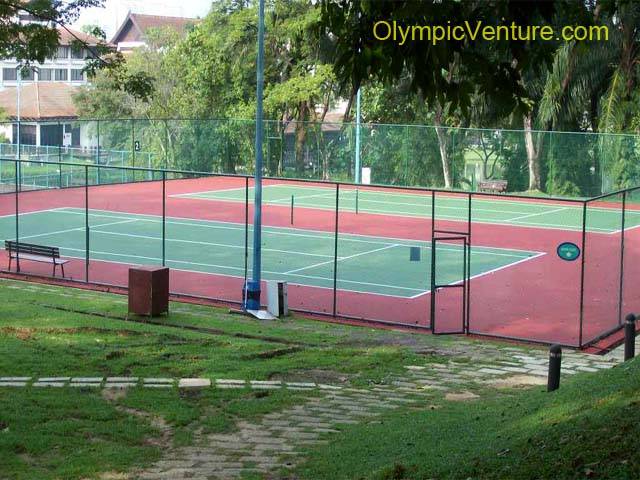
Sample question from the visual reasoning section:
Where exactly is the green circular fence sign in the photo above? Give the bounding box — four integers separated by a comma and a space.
557, 242, 581, 261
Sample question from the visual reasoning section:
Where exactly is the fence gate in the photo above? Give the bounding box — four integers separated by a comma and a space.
430, 235, 470, 334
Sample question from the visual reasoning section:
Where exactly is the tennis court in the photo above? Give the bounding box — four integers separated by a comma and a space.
174, 183, 639, 233
0, 207, 541, 298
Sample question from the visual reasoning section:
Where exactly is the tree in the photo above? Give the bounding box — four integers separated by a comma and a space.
319, 0, 596, 190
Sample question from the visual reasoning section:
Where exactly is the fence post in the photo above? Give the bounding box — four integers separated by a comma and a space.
332, 183, 340, 316
85, 165, 89, 282
618, 192, 626, 325
162, 170, 166, 266
132, 118, 136, 172
578, 202, 587, 346
96, 120, 101, 185
547, 344, 562, 392
243, 176, 249, 293
625, 313, 636, 361
14, 159, 20, 272
57, 122, 62, 187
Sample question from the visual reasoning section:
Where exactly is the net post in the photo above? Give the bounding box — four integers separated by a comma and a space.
332, 183, 340, 316
290, 194, 294, 225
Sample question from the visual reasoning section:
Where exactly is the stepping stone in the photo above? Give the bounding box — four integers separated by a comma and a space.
178, 378, 211, 390
106, 377, 139, 383
33, 382, 65, 388
250, 380, 282, 389
216, 379, 246, 385
478, 368, 508, 375
69, 383, 101, 388
38, 377, 70, 382
144, 384, 173, 388
104, 383, 137, 388
285, 382, 316, 390
317, 384, 342, 390
0, 382, 27, 387
0, 377, 31, 382
143, 378, 174, 384
216, 379, 246, 388
71, 377, 104, 383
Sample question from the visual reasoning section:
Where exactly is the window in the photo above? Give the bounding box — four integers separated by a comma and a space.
55, 46, 69, 59
54, 68, 68, 81
39, 68, 53, 81
20, 68, 34, 81
71, 46, 85, 59
71, 69, 84, 81
2, 68, 17, 81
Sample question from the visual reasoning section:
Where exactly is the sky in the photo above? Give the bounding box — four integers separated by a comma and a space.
71, 0, 213, 40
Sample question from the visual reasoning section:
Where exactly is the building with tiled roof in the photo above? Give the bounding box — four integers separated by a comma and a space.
110, 12, 199, 53
0, 22, 103, 148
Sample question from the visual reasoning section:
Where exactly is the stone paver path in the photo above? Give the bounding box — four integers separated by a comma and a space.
129, 340, 632, 479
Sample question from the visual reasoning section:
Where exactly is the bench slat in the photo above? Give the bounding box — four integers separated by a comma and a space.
8, 252, 68, 264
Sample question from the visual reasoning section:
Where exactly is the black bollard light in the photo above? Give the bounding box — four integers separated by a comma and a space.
547, 344, 562, 392
625, 313, 636, 361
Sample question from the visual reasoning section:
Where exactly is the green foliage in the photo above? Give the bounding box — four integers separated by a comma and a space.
297, 358, 640, 480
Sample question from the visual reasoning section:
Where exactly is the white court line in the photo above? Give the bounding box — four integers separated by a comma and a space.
408, 251, 547, 299
91, 229, 336, 259
0, 206, 69, 220
54, 246, 426, 295
271, 191, 336, 204
16, 219, 137, 241
506, 206, 569, 222
177, 181, 640, 217
284, 243, 400, 275
56, 207, 537, 258
170, 183, 289, 199
164, 192, 614, 232
2, 208, 546, 298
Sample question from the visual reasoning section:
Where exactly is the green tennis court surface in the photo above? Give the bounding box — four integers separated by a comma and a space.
175, 184, 640, 233
0, 208, 541, 298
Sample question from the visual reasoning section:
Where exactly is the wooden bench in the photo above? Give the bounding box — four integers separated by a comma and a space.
4, 240, 68, 277
477, 180, 508, 193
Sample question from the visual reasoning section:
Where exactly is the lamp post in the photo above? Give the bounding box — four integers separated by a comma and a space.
244, 0, 265, 311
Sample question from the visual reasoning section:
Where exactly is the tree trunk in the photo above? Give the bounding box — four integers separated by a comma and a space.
294, 102, 309, 175
434, 107, 452, 189
523, 114, 541, 190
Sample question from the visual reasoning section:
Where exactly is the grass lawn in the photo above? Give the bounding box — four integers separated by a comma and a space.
0, 277, 455, 479
296, 358, 640, 480
0, 278, 635, 480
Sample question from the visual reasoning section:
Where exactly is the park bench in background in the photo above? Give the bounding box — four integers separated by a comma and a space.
4, 240, 68, 277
